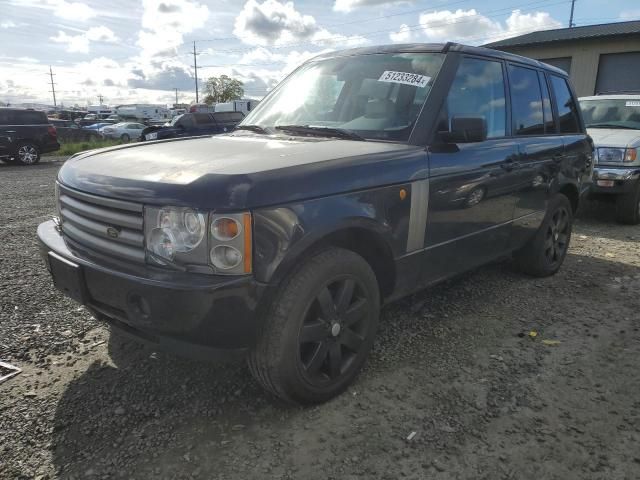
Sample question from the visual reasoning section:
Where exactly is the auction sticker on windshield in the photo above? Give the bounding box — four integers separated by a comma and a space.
625, 101, 640, 107
378, 71, 431, 88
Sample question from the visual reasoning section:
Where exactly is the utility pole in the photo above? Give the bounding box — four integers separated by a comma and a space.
173, 88, 179, 106
98, 94, 104, 104
48, 66, 57, 110
569, 0, 576, 27
193, 41, 199, 103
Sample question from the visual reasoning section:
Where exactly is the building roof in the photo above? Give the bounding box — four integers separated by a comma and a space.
484, 20, 640, 49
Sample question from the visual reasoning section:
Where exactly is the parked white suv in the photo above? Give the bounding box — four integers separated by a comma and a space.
579, 94, 640, 224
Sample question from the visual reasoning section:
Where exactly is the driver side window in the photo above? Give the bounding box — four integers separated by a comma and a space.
440, 57, 507, 139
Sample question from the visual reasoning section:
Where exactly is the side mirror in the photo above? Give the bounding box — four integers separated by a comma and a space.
439, 116, 487, 143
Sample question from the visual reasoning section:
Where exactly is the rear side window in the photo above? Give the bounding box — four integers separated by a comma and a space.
3, 110, 47, 125
508, 64, 544, 135
213, 112, 244, 122
442, 57, 507, 138
549, 75, 581, 133
194, 113, 214, 125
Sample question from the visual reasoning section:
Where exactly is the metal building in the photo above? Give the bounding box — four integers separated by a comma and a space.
485, 20, 640, 97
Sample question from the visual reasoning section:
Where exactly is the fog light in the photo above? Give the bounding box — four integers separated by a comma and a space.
210, 245, 242, 270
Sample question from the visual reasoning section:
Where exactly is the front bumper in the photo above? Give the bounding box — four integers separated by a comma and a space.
37, 220, 267, 357
590, 166, 640, 194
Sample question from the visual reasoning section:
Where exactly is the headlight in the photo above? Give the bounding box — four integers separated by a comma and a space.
144, 206, 251, 275
598, 147, 625, 163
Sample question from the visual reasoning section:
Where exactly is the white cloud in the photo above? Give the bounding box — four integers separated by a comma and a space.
50, 26, 119, 54
619, 10, 640, 20
1, 20, 17, 29
233, 0, 367, 48
419, 9, 561, 44
47, 0, 97, 22
137, 0, 210, 57
389, 23, 412, 42
333, 0, 412, 13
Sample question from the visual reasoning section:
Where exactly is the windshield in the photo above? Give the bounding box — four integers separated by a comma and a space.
169, 114, 184, 126
242, 52, 445, 142
580, 99, 640, 130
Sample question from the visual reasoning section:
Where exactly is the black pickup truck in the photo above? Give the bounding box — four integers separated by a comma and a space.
140, 111, 244, 141
38, 43, 592, 404
0, 108, 60, 165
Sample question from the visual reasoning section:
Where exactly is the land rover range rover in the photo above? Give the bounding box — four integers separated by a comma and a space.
38, 43, 592, 404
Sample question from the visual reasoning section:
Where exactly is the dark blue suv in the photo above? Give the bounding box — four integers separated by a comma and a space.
141, 111, 244, 141
38, 43, 592, 404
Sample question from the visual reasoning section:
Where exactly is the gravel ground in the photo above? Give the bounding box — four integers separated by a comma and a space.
1, 161, 639, 480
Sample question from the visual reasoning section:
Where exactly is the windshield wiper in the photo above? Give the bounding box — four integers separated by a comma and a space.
275, 125, 365, 141
235, 124, 270, 134
588, 123, 638, 130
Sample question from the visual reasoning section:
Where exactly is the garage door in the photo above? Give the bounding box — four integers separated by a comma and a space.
595, 52, 640, 94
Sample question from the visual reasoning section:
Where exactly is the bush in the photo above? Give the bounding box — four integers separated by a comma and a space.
49, 139, 127, 157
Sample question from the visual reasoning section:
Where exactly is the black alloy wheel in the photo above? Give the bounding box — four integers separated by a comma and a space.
298, 276, 371, 384
544, 205, 570, 266
248, 247, 380, 404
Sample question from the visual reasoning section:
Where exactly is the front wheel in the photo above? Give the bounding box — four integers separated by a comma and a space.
514, 193, 573, 277
615, 182, 640, 225
120, 133, 130, 142
248, 248, 380, 404
16, 143, 40, 165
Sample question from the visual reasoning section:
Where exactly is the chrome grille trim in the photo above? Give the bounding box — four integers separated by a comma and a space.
57, 184, 145, 264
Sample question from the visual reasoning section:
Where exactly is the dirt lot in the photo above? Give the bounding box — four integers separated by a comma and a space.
1, 160, 639, 480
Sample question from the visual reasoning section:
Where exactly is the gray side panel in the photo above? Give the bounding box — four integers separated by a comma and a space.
406, 179, 429, 252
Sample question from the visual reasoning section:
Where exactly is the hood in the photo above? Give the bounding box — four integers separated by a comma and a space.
587, 128, 640, 148
58, 133, 425, 210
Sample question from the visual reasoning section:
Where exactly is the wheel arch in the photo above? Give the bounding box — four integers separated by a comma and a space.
261, 221, 397, 301
558, 182, 579, 214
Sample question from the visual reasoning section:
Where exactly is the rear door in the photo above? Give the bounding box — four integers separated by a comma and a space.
193, 113, 218, 135
0, 110, 12, 155
548, 74, 592, 190
506, 64, 564, 248
424, 55, 519, 283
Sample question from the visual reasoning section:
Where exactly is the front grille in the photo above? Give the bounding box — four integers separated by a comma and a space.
57, 183, 146, 264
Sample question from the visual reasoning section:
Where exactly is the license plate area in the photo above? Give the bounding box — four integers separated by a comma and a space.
596, 180, 615, 187
48, 252, 87, 304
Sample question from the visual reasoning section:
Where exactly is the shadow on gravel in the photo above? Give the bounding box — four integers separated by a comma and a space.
49, 253, 640, 479
576, 198, 640, 242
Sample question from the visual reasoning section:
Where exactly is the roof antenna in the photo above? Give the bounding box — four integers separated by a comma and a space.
569, 0, 576, 28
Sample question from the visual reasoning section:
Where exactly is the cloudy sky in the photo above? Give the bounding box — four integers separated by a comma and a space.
1, 0, 638, 107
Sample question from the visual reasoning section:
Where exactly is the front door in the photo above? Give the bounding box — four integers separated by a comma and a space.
422, 56, 519, 285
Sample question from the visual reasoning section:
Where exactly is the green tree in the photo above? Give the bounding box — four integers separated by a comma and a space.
203, 75, 244, 104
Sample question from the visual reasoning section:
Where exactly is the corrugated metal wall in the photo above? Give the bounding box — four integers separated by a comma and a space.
493, 36, 640, 97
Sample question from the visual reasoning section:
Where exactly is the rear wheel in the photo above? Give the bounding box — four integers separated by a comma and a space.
615, 182, 640, 225
514, 193, 572, 277
120, 133, 130, 142
248, 248, 380, 404
16, 142, 40, 165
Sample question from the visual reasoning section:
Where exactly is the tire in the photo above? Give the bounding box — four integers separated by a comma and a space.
614, 182, 640, 225
514, 193, 573, 277
464, 186, 486, 208
15, 142, 41, 165
248, 248, 380, 404
120, 133, 130, 142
